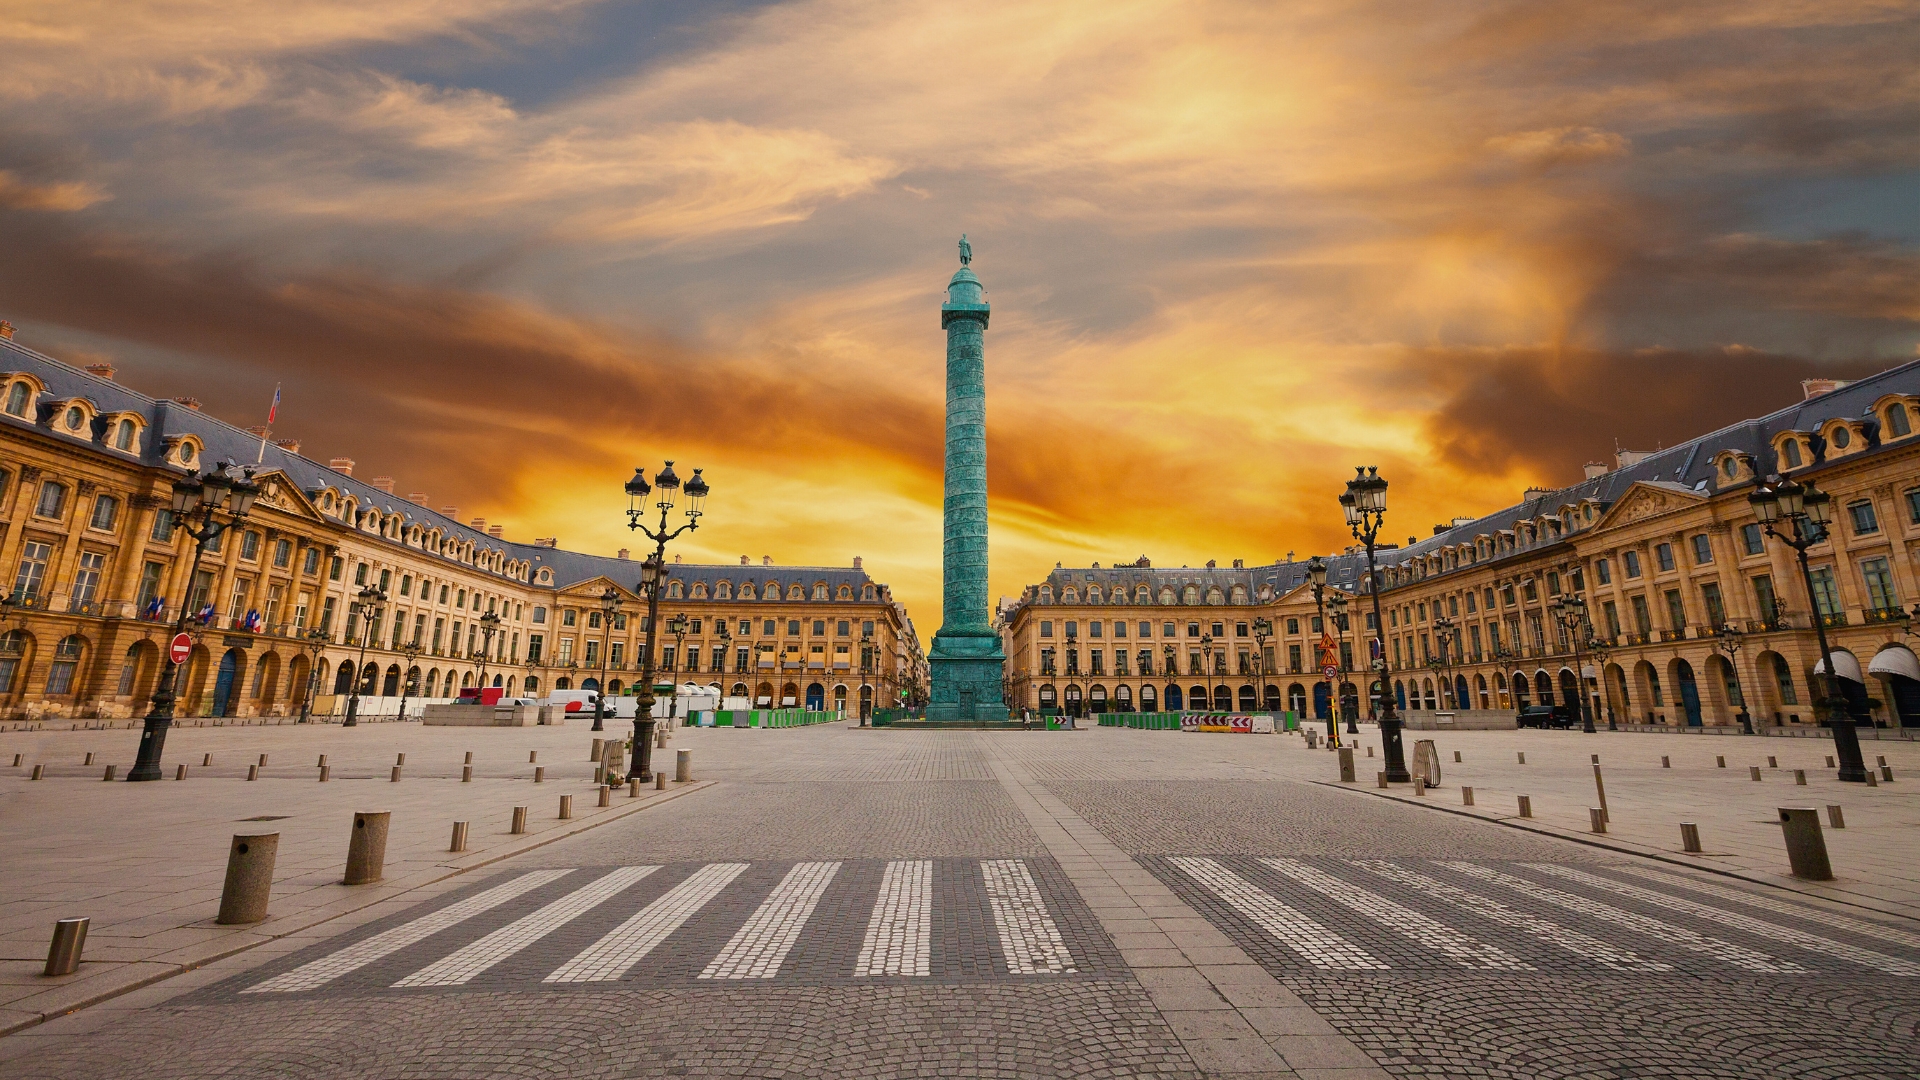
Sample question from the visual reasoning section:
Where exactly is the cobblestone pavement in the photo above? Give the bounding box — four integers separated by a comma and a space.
5, 724, 1919, 1079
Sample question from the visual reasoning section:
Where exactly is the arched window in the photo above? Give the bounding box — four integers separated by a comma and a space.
45, 635, 84, 695
739, 582, 755, 600
691, 583, 708, 599
838, 585, 852, 599
1182, 586, 1199, 604
114, 418, 136, 450
862, 584, 875, 600
523, 675, 539, 693
1159, 587, 1175, 604
789, 584, 804, 600
1205, 587, 1224, 604
813, 583, 828, 600
1888, 402, 1912, 438
1087, 585, 1103, 602
716, 581, 732, 600
667, 581, 684, 599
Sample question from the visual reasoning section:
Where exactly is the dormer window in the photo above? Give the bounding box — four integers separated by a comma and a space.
4, 381, 29, 417
63, 405, 84, 431
1781, 439, 1802, 469
1886, 402, 1912, 439
1831, 425, 1852, 450
862, 584, 875, 600
113, 418, 136, 451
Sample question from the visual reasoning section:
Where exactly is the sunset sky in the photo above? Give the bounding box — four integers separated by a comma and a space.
2, 1, 1916, 637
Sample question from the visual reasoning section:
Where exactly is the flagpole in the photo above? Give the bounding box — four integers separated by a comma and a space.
257, 383, 280, 464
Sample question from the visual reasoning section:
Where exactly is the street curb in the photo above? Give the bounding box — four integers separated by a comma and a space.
0, 778, 715, 1038
1310, 778, 1920, 925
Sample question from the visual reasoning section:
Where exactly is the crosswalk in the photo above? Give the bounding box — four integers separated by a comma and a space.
1157, 856, 1920, 978
242, 858, 1096, 996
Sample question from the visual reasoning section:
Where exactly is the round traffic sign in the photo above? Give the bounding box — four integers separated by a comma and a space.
169, 633, 192, 665
1322, 665, 1339, 681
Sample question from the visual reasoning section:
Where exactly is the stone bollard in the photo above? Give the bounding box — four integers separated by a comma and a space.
1592, 765, 1609, 823
217, 833, 279, 924
1517, 795, 1533, 818
529, 750, 538, 763
462, 765, 473, 783
1778, 807, 1833, 880
1366, 746, 1374, 757
343, 811, 391, 885
590, 738, 604, 762
449, 821, 469, 853
1591, 754, 1600, 765
1337, 747, 1356, 783
1661, 756, 1670, 768
102, 764, 116, 781
534, 766, 545, 783
598, 784, 611, 807
1878, 755, 1888, 767
1826, 804, 1845, 829
259, 753, 270, 767
1767, 756, 1777, 769
390, 765, 402, 782
247, 764, 259, 781
30, 764, 43, 780
1749, 766, 1762, 781
1716, 756, 1725, 768
465, 751, 474, 764
1453, 750, 1462, 763
84, 752, 94, 766
204, 753, 212, 767
657, 727, 668, 749
1461, 785, 1477, 806
11, 753, 20, 766
1826, 755, 1836, 768
656, 771, 667, 791
1517, 752, 1526, 765
1866, 771, 1879, 787
559, 794, 573, 820
1414, 778, 1427, 796
1376, 771, 1388, 788
175, 763, 187, 780
1881, 765, 1895, 782
675, 748, 692, 783
1795, 769, 1807, 786
1589, 807, 1606, 834
511, 806, 528, 834
44, 917, 89, 976
319, 765, 331, 782
629, 777, 641, 798
1680, 822, 1702, 853
318, 754, 327, 767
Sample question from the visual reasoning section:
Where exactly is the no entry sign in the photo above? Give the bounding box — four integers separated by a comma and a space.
169, 633, 192, 665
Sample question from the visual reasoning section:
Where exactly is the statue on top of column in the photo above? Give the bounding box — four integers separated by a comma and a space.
958, 234, 972, 266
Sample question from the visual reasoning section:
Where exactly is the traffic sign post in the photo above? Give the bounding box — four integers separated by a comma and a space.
169, 633, 192, 666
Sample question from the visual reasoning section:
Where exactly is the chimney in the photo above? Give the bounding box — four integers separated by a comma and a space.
763, 555, 773, 566
1433, 524, 1450, 536
0, 320, 14, 339
741, 555, 750, 565
441, 506, 459, 517
488, 525, 504, 538
853, 556, 863, 570
274, 439, 300, 453
1231, 558, 1244, 568
1452, 516, 1475, 527
245, 425, 267, 438
370, 476, 395, 494
533, 537, 558, 548
1801, 377, 1850, 400
407, 491, 428, 505
1615, 449, 1653, 470
673, 553, 683, 564
173, 396, 202, 411
1205, 559, 1216, 568
328, 457, 354, 475
1522, 486, 1552, 502
469, 517, 486, 530
617, 548, 630, 560
84, 363, 115, 380
1583, 461, 1608, 479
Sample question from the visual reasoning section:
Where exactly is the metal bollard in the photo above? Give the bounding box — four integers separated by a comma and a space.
44, 917, 89, 976
1716, 756, 1725, 768
598, 784, 611, 807
462, 765, 473, 782
1337, 747, 1355, 783
559, 794, 573, 820
319, 765, 331, 782
343, 811, 391, 885
630, 777, 641, 798
1462, 786, 1474, 805
511, 806, 528, 834
259, 753, 270, 767
1661, 756, 1670, 769
1376, 771, 1388, 788
175, 763, 187, 780
217, 833, 279, 924
534, 766, 545, 783
656, 771, 667, 790
1680, 822, 1702, 853
1778, 807, 1833, 880
204, 753, 212, 767
391, 765, 402, 782
30, 764, 43, 780
1593, 765, 1609, 822
248, 764, 259, 781
1517, 752, 1526, 764
1749, 766, 1762, 781
1453, 750, 1462, 763
1826, 804, 1845, 829
102, 764, 116, 781
1518, 795, 1533, 818
1589, 807, 1606, 834
450, 821, 469, 853
1795, 769, 1806, 786
675, 748, 692, 783
1767, 756, 1777, 769
84, 752, 94, 766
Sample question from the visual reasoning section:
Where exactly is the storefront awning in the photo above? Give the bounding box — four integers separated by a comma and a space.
1868, 646, 1920, 681
1813, 651, 1865, 683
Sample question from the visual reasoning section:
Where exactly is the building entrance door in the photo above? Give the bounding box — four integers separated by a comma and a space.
1676, 661, 1703, 726
212, 649, 240, 717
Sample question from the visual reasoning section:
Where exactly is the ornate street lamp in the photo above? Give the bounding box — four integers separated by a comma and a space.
1546, 594, 1597, 733
297, 626, 328, 724
592, 586, 621, 732
396, 637, 423, 723
1306, 556, 1339, 745
1749, 475, 1866, 781
343, 583, 387, 727
1342, 467, 1405, 780
1329, 589, 1357, 734
625, 460, 708, 782
1714, 622, 1753, 735
471, 609, 503, 692
666, 612, 689, 731
1200, 634, 1215, 713
128, 463, 262, 779
859, 629, 874, 726
1251, 616, 1273, 716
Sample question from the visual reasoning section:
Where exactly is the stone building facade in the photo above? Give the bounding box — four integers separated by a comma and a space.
1002, 361, 1920, 728
0, 333, 922, 721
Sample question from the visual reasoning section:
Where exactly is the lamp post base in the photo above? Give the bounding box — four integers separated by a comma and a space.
1379, 717, 1410, 782
632, 718, 657, 782
344, 697, 359, 727
126, 714, 172, 782
1827, 715, 1870, 782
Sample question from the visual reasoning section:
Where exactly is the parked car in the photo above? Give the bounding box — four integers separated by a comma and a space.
1517, 704, 1574, 729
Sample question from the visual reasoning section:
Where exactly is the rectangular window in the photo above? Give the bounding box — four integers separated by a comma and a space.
812, 619, 826, 635
294, 591, 311, 628
787, 619, 800, 635
228, 578, 251, 623
151, 510, 175, 542
1545, 573, 1560, 596
1630, 595, 1652, 637
1113, 621, 1127, 638
1701, 582, 1726, 628
1691, 535, 1713, 564
1465, 591, 1477, 613
1040, 620, 1052, 638
584, 640, 600, 665
1809, 567, 1840, 618
1908, 489, 1920, 525
1288, 643, 1302, 672
1623, 550, 1642, 578
137, 561, 165, 609
1664, 589, 1685, 631
379, 569, 391, 592
837, 619, 850, 636
1596, 559, 1611, 585
320, 596, 337, 633
1603, 601, 1620, 638
1065, 621, 1078, 638
329, 556, 343, 581
354, 563, 368, 586
1862, 557, 1898, 612
1753, 575, 1778, 622
89, 495, 118, 531
274, 538, 292, 568
1741, 524, 1764, 555
525, 632, 541, 662
557, 637, 574, 663
1849, 500, 1879, 536
303, 546, 320, 575
1392, 640, 1402, 667
1468, 624, 1482, 659
1089, 620, 1103, 638
241, 531, 261, 561
12, 540, 51, 599
72, 551, 104, 603
1655, 543, 1675, 572
35, 482, 66, 519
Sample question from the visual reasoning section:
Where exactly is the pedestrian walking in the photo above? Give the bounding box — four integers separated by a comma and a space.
1021, 707, 1032, 731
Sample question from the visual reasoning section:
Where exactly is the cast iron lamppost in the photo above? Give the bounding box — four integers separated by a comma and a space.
296, 626, 328, 723
1342, 467, 1406, 781
1200, 634, 1215, 713
1714, 622, 1753, 734
592, 586, 621, 732
128, 463, 261, 780
1749, 475, 1867, 781
1429, 614, 1457, 710
859, 630, 874, 725
343, 583, 387, 727
1546, 594, 1599, 733
1306, 556, 1339, 744
665, 612, 689, 730
471, 609, 503, 692
395, 637, 423, 722
625, 461, 709, 783
1251, 617, 1273, 715
1329, 589, 1359, 734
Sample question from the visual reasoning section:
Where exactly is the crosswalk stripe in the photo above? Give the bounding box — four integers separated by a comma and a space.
856, 860, 933, 977
1441, 862, 1800, 973
982, 859, 1076, 975
1527, 864, 1920, 977
244, 870, 573, 993
700, 862, 842, 979
545, 863, 749, 983
1169, 857, 1386, 971
394, 866, 658, 987
1261, 858, 1531, 970
1354, 861, 1671, 972
1607, 864, 1920, 953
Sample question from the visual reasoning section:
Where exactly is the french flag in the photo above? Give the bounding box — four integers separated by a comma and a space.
266, 385, 280, 424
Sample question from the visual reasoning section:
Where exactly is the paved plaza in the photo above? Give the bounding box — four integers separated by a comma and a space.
3, 722, 1919, 1078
